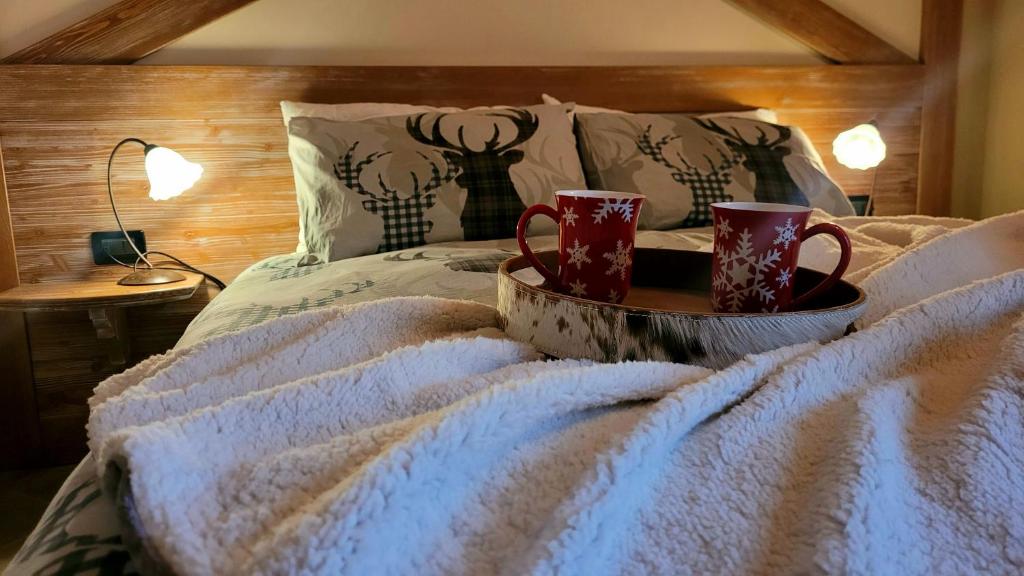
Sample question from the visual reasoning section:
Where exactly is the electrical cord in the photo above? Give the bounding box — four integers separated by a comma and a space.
104, 246, 227, 290
143, 251, 227, 290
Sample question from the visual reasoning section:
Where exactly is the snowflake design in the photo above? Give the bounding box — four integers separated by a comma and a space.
608, 289, 620, 303
592, 198, 636, 223
569, 278, 588, 297
716, 217, 733, 239
712, 228, 783, 312
566, 239, 592, 270
773, 218, 799, 249
562, 206, 579, 226
777, 267, 792, 288
602, 240, 633, 280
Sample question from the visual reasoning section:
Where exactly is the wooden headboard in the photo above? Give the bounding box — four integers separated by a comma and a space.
0, 64, 925, 286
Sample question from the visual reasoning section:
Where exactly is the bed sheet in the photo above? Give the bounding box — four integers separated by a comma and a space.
176, 229, 716, 347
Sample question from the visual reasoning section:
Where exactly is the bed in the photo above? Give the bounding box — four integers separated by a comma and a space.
1, 60, 1021, 574
7, 208, 1024, 574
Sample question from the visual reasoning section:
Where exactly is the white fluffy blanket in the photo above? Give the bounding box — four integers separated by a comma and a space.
88, 213, 1024, 575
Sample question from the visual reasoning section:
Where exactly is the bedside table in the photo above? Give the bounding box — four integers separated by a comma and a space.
0, 272, 205, 368
0, 272, 206, 467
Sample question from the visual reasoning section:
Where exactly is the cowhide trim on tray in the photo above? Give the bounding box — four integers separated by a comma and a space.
497, 272, 865, 369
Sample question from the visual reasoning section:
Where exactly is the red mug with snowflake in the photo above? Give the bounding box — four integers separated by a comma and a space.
517, 190, 645, 303
711, 202, 851, 313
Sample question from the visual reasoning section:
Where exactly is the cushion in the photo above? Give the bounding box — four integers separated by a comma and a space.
286, 103, 586, 263
282, 101, 489, 252
574, 112, 855, 230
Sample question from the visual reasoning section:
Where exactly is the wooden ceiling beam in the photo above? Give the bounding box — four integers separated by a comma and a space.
0, 140, 17, 291
916, 0, 963, 216
1, 0, 258, 65
725, 0, 915, 64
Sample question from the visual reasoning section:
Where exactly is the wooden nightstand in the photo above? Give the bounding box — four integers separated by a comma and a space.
0, 273, 205, 368
0, 272, 207, 467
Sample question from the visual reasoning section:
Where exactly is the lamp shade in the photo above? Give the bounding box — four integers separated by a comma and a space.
144, 146, 203, 200
832, 124, 886, 170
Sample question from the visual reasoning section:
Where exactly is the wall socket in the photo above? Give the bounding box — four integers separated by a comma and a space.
91, 230, 146, 265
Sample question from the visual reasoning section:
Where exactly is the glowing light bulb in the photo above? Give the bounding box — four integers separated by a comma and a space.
832, 124, 886, 170
144, 146, 203, 200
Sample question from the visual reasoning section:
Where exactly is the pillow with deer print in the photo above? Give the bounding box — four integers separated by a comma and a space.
574, 112, 855, 230
286, 103, 585, 263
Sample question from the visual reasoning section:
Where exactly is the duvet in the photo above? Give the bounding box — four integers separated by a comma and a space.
7, 210, 1023, 575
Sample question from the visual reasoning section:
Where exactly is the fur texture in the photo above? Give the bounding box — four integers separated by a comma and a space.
85, 212, 1024, 575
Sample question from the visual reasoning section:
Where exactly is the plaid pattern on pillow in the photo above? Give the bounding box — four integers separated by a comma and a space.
360, 195, 438, 252
287, 104, 586, 264
333, 144, 457, 252
576, 113, 855, 230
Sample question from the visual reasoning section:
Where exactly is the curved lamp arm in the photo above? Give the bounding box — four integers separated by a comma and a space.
103, 138, 217, 287
107, 137, 154, 269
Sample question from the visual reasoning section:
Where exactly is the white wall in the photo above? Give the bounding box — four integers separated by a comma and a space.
139, 0, 817, 66
0, 0, 120, 57
977, 0, 1024, 217
1, 0, 921, 65
952, 0, 1023, 219
821, 0, 920, 59
952, 0, 996, 219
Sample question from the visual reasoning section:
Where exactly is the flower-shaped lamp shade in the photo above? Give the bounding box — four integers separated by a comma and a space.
144, 146, 203, 200
832, 124, 887, 170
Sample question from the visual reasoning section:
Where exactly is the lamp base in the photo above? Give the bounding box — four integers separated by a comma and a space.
118, 269, 186, 286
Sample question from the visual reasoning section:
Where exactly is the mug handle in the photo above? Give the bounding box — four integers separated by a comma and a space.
516, 204, 561, 287
790, 223, 852, 310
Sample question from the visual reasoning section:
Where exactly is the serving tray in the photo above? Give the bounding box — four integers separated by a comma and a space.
497, 248, 866, 369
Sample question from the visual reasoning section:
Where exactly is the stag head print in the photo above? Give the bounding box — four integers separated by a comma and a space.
693, 119, 809, 206
407, 109, 539, 240
636, 125, 743, 227
334, 141, 458, 253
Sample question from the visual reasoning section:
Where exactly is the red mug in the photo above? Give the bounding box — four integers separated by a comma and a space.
711, 202, 851, 313
517, 190, 645, 303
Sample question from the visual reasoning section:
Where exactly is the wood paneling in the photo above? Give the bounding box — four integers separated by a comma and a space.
725, 0, 915, 64
777, 107, 922, 215
0, 65, 925, 120
917, 0, 963, 216
0, 65, 925, 285
2, 118, 297, 283
1, 0, 257, 65
0, 63, 930, 467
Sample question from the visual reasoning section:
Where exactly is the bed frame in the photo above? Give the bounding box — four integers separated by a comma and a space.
0, 0, 961, 468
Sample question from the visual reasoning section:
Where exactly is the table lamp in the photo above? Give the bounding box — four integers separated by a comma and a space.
107, 138, 203, 285
832, 122, 886, 216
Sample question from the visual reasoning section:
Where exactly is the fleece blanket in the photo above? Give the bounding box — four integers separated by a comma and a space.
86, 212, 1024, 575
